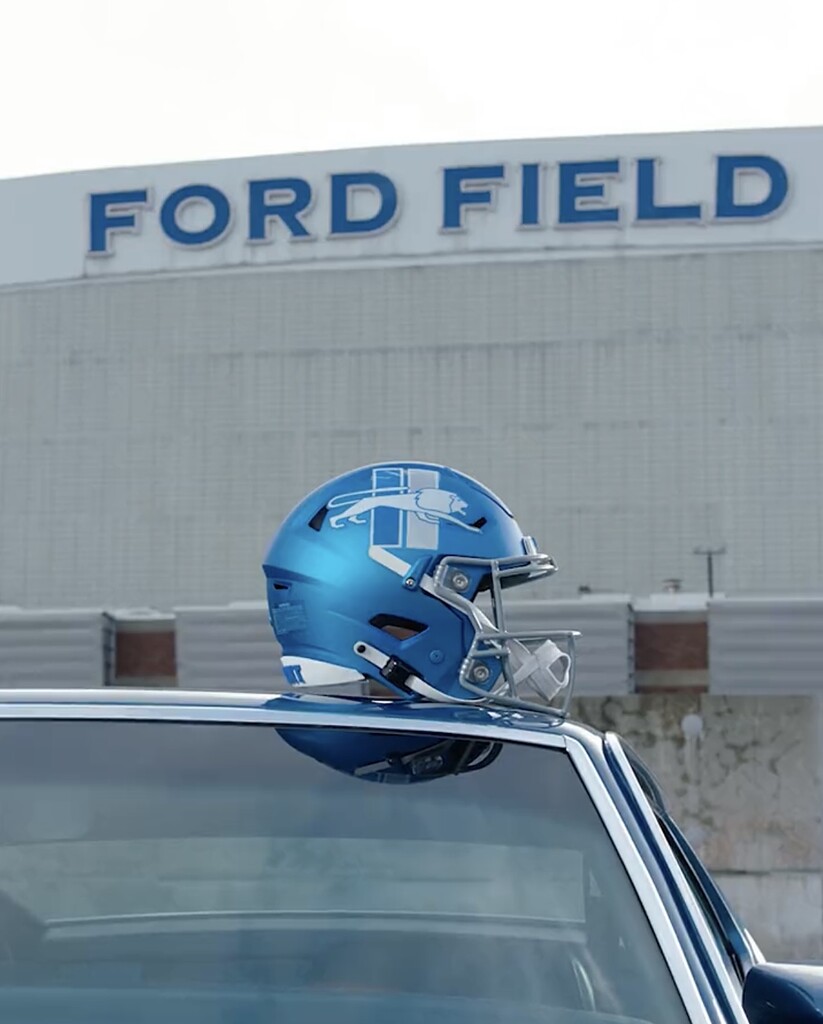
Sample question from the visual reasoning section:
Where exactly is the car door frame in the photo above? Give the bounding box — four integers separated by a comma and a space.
601, 732, 751, 1024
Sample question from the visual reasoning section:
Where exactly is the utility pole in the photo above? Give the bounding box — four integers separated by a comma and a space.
693, 545, 726, 597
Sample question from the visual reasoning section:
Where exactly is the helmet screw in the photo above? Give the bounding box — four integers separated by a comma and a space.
429, 650, 444, 664
471, 664, 491, 683
404, 577, 415, 588
355, 644, 367, 654
452, 572, 470, 592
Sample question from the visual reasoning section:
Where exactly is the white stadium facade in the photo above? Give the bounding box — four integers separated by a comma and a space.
2, 124, 823, 611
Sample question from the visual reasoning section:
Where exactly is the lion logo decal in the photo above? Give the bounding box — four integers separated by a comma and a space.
327, 486, 477, 532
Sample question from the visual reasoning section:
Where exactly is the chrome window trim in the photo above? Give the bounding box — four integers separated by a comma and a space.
604, 734, 748, 1023
566, 736, 714, 1024
0, 700, 569, 748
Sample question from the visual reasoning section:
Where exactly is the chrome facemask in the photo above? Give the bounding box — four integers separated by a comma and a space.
426, 545, 580, 715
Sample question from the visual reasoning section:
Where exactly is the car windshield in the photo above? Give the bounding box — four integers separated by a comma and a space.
0, 717, 690, 1024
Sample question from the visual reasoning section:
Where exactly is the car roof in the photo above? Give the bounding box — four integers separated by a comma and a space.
0, 687, 603, 746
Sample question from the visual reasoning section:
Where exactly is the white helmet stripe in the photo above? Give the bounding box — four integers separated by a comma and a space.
368, 544, 411, 577
280, 656, 365, 688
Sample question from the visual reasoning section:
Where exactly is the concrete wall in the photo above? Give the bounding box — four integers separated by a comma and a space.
4, 246, 823, 609
575, 694, 823, 962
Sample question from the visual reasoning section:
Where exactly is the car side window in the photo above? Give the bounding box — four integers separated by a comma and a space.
621, 742, 753, 988
661, 826, 744, 990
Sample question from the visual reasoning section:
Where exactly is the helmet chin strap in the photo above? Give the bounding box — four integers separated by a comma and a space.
354, 559, 491, 704
352, 641, 486, 705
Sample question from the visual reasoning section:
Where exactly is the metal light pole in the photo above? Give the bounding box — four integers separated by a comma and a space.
693, 545, 726, 597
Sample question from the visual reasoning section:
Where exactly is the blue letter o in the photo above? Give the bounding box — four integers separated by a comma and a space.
160, 184, 232, 246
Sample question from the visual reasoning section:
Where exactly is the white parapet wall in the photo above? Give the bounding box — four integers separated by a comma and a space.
174, 602, 285, 692
708, 596, 823, 694
0, 608, 110, 688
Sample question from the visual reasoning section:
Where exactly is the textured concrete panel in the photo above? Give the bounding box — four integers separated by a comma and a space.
3, 249, 823, 609
716, 871, 823, 962
574, 694, 823, 960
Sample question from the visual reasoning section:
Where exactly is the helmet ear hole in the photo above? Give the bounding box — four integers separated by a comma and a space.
369, 614, 427, 640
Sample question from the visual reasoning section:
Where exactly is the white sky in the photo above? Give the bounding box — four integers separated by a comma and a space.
2, 0, 821, 180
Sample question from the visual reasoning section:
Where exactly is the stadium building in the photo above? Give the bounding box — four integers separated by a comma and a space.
2, 125, 823, 612
4, 128, 823, 957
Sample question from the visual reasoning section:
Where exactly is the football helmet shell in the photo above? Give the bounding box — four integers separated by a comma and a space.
262, 462, 577, 710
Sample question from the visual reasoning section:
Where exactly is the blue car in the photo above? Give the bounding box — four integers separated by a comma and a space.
0, 686, 818, 1024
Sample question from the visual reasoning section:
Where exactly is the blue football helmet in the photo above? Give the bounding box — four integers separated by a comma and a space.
262, 462, 578, 709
